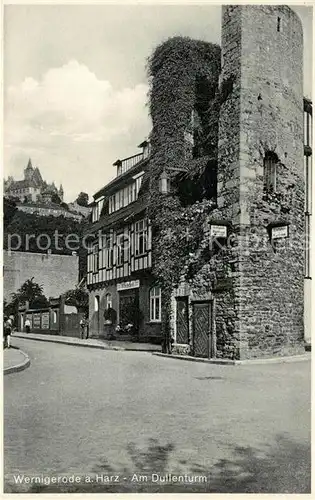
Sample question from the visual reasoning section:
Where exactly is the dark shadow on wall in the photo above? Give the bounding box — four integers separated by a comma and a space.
6, 435, 310, 493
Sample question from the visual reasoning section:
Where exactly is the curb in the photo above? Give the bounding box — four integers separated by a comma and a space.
12, 334, 161, 353
152, 352, 311, 366
12, 334, 125, 351
4, 349, 31, 376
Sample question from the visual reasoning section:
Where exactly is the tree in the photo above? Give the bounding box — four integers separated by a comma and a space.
4, 278, 49, 325
51, 192, 62, 205
76, 192, 89, 207
4, 210, 84, 254
12, 277, 49, 308
4, 295, 19, 323
3, 197, 17, 226
63, 287, 88, 313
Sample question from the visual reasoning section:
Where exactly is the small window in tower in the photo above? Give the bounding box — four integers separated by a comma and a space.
263, 151, 279, 193
277, 17, 281, 32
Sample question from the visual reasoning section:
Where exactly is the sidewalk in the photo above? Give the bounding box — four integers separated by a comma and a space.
12, 332, 161, 352
3, 347, 30, 375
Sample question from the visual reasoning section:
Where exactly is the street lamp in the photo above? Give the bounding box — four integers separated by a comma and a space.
159, 170, 171, 194
158, 167, 187, 194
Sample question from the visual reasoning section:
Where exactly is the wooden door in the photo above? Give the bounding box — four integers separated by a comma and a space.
176, 297, 189, 344
119, 290, 140, 332
192, 301, 212, 358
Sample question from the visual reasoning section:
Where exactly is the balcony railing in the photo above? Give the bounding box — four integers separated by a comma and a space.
115, 153, 144, 177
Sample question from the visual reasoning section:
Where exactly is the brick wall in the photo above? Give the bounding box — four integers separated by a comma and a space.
3, 250, 79, 300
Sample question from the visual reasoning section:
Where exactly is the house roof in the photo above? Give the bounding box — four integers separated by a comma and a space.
304, 97, 312, 114
93, 157, 149, 200
25, 158, 33, 170
42, 188, 55, 195
84, 194, 149, 236
7, 179, 37, 190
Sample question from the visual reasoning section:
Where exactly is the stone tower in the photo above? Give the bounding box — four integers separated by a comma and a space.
217, 6, 305, 358
59, 184, 64, 202
24, 158, 34, 181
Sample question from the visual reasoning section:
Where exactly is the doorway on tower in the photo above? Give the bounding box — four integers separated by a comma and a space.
117, 289, 140, 341
192, 300, 214, 358
176, 297, 189, 344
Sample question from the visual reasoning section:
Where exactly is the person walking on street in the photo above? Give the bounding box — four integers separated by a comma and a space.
85, 315, 89, 339
9, 315, 15, 332
25, 318, 31, 334
3, 316, 12, 349
80, 317, 86, 339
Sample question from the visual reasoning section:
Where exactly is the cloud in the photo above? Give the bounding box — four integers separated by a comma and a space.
5, 60, 149, 145
4, 60, 151, 200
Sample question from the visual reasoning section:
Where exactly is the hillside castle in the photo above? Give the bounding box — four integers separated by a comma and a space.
4, 159, 64, 204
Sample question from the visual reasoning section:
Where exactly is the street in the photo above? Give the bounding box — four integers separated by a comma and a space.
4, 338, 311, 493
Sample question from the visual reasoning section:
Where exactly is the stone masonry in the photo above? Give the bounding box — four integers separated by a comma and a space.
215, 5, 305, 358
3, 250, 79, 301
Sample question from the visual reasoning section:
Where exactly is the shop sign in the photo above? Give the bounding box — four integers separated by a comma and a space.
210, 225, 228, 238
271, 225, 289, 239
41, 312, 50, 329
33, 313, 41, 329
117, 280, 140, 291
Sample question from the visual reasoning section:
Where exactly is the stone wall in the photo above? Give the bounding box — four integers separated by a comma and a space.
216, 5, 305, 358
3, 250, 79, 301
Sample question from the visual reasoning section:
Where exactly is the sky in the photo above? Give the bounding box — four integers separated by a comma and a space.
3, 3, 313, 203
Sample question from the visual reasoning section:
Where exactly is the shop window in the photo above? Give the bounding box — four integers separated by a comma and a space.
150, 287, 162, 322
105, 293, 112, 309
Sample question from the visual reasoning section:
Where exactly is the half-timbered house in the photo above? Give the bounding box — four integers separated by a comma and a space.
86, 141, 162, 342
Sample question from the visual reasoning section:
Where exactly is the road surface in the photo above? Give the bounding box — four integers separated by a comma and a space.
4, 338, 311, 493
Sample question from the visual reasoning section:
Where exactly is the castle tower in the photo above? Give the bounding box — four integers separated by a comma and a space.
216, 6, 304, 358
59, 184, 64, 202
24, 158, 34, 181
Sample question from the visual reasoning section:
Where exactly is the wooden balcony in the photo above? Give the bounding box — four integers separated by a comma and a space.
114, 153, 144, 177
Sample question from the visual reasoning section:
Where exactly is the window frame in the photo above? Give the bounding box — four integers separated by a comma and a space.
92, 197, 104, 222
263, 152, 278, 193
92, 243, 99, 274
135, 175, 143, 197
109, 194, 116, 214
105, 293, 112, 309
105, 234, 114, 269
116, 232, 129, 267
135, 219, 148, 257
149, 287, 162, 322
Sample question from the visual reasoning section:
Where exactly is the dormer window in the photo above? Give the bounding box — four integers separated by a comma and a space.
138, 140, 151, 159
92, 196, 104, 222
114, 159, 122, 177
108, 174, 144, 215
